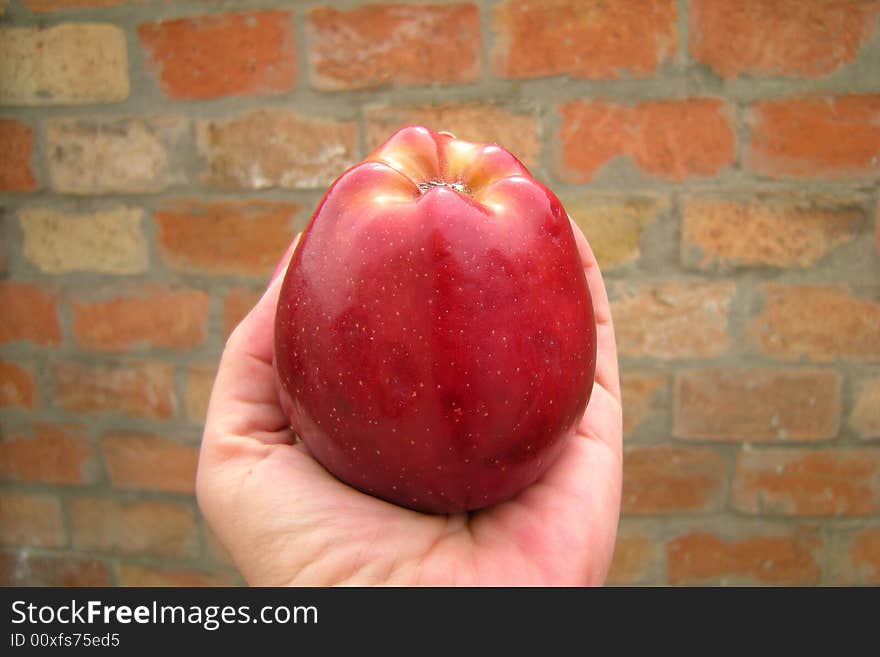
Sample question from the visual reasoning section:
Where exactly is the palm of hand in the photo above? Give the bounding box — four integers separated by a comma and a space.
197, 225, 622, 586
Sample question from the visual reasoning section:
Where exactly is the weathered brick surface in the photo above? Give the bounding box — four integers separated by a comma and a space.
0, 492, 65, 548
681, 196, 861, 270
558, 99, 735, 181
0, 119, 37, 191
747, 285, 880, 362
0, 361, 36, 409
19, 206, 148, 274
365, 104, 540, 167
69, 497, 199, 558
690, 0, 880, 79
0, 282, 61, 345
47, 116, 189, 194
732, 447, 880, 517
0, 551, 111, 587
308, 4, 480, 90
610, 282, 734, 358
101, 433, 199, 493
667, 525, 823, 585
185, 362, 216, 423
115, 563, 239, 587
492, 0, 676, 80
139, 11, 296, 100
223, 288, 262, 338
155, 200, 300, 276
24, 0, 125, 11
71, 285, 209, 352
607, 525, 660, 585
674, 369, 841, 441
197, 110, 357, 190
849, 377, 880, 439
53, 361, 176, 419
0, 423, 96, 485
620, 372, 666, 437
0, 24, 128, 105
830, 526, 880, 586
745, 95, 880, 179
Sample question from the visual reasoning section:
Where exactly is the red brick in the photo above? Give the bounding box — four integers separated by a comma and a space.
0, 423, 95, 484
607, 526, 660, 585
492, 0, 676, 80
365, 104, 540, 168
620, 372, 666, 437
197, 110, 357, 190
558, 99, 735, 181
622, 445, 727, 514
0, 492, 65, 548
690, 0, 880, 79
667, 526, 822, 585
53, 361, 176, 419
185, 362, 216, 423
71, 285, 209, 352
747, 284, 880, 362
308, 3, 480, 90
674, 369, 841, 442
101, 433, 199, 493
223, 287, 261, 338
682, 195, 860, 270
0, 119, 37, 191
733, 447, 880, 517
0, 361, 36, 409
116, 563, 239, 587
138, 10, 295, 100
745, 95, 880, 179
830, 526, 880, 586
155, 200, 299, 276
24, 0, 125, 11
610, 282, 734, 358
0, 282, 61, 345
69, 497, 199, 558
849, 376, 880, 439
0, 551, 111, 586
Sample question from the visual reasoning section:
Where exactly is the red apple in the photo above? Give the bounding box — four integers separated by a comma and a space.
274, 126, 596, 514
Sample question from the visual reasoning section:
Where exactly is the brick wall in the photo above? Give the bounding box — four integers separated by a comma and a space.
0, 0, 878, 586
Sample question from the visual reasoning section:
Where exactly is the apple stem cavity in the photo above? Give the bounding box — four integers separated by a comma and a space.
417, 180, 469, 195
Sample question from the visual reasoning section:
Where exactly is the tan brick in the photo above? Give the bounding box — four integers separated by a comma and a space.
732, 447, 880, 517
606, 527, 660, 585
0, 24, 128, 105
101, 433, 198, 493
674, 369, 841, 441
185, 362, 216, 424
19, 205, 148, 274
565, 195, 666, 271
0, 281, 61, 345
745, 95, 880, 179
223, 287, 261, 338
116, 563, 239, 587
667, 526, 822, 585
138, 10, 295, 101
748, 285, 880, 362
0, 551, 111, 587
830, 526, 880, 586
620, 372, 666, 437
308, 3, 480, 91
0, 492, 65, 548
364, 104, 540, 168
0, 361, 36, 409
197, 110, 357, 190
682, 196, 860, 270
155, 200, 300, 276
71, 285, 209, 352
53, 361, 176, 419
610, 282, 734, 358
622, 445, 727, 514
47, 116, 188, 194
849, 377, 880, 439
0, 422, 96, 485
558, 98, 735, 182
69, 497, 199, 558
690, 0, 880, 79
492, 0, 676, 80
0, 119, 37, 191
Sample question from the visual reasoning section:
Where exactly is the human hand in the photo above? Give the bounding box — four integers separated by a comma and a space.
196, 221, 622, 586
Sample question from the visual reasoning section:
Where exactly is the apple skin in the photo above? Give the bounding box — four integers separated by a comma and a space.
274, 126, 596, 514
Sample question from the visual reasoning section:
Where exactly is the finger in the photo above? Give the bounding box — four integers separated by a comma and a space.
568, 218, 620, 402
